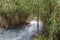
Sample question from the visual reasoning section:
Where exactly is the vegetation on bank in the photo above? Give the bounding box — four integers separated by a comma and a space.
31, 35, 48, 40
0, 0, 60, 40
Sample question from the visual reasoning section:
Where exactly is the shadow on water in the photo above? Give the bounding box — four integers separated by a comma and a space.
0, 20, 44, 40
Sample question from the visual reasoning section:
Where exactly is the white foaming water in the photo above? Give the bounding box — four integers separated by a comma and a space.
0, 20, 43, 40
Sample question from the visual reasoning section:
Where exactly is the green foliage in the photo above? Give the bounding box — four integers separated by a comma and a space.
37, 35, 48, 40
0, 0, 60, 40
31, 35, 48, 40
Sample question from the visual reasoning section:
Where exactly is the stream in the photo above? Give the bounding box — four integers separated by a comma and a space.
0, 20, 43, 40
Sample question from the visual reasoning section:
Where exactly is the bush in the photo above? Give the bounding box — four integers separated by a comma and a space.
0, 0, 30, 28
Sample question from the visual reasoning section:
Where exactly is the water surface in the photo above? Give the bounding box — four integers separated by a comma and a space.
0, 20, 43, 40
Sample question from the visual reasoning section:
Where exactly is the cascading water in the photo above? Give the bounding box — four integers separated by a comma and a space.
0, 20, 43, 40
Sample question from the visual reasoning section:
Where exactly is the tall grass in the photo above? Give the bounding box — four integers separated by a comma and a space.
0, 0, 60, 40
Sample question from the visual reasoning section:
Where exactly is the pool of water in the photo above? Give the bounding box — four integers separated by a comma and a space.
0, 20, 43, 40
